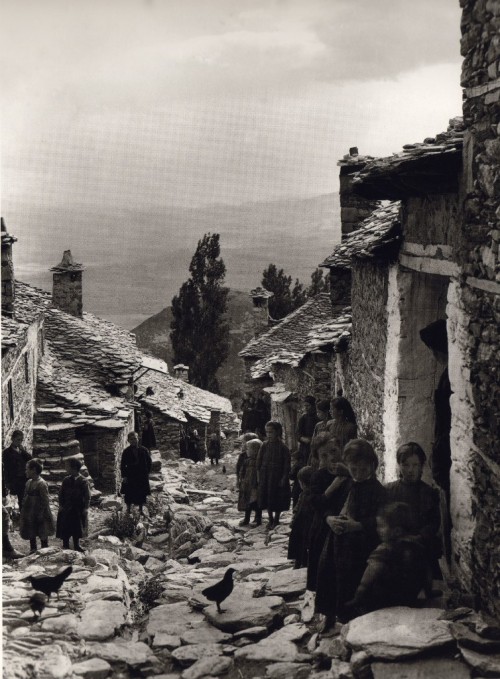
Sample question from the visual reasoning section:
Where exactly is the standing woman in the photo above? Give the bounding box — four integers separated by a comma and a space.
257, 421, 291, 529
328, 397, 357, 454
121, 432, 152, 515
141, 410, 157, 451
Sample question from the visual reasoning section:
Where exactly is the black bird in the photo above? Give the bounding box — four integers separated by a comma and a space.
222, 465, 226, 474
26, 566, 73, 599
29, 592, 48, 620
202, 567, 236, 613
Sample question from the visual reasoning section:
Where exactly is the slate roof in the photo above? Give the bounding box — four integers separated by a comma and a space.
136, 370, 237, 429
8, 282, 234, 429
239, 294, 352, 379
351, 117, 464, 200
321, 202, 402, 269
1, 282, 52, 352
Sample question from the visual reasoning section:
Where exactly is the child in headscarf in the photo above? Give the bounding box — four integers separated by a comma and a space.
238, 438, 262, 526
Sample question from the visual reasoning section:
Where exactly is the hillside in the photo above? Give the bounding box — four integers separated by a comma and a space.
132, 289, 256, 402
12, 192, 340, 330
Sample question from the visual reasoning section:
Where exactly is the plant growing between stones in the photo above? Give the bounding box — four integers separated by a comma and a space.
137, 575, 163, 613
103, 510, 138, 539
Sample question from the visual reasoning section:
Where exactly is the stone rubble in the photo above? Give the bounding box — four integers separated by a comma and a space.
3, 451, 500, 679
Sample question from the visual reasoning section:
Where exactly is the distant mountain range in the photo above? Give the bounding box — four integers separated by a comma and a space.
12, 192, 340, 329
132, 289, 256, 401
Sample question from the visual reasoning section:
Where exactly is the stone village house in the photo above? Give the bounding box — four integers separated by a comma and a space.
1, 225, 236, 497
239, 289, 351, 452
239, 0, 500, 618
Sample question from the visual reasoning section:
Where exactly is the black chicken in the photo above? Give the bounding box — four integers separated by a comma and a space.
29, 592, 48, 620
26, 566, 73, 599
201, 567, 236, 613
222, 465, 226, 474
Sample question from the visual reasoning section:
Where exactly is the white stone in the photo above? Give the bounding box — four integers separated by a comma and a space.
36, 649, 73, 678
147, 602, 204, 636
266, 569, 307, 598
371, 657, 471, 679
76, 600, 127, 640
86, 640, 154, 667
203, 594, 285, 633
153, 633, 182, 650
41, 613, 79, 633
171, 643, 223, 667
234, 623, 308, 663
181, 625, 233, 645
181, 655, 232, 679
265, 663, 312, 679
72, 658, 111, 679
343, 607, 453, 660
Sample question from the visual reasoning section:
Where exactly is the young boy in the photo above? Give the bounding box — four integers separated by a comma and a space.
344, 502, 426, 617
238, 439, 262, 526
20, 459, 55, 553
56, 456, 90, 552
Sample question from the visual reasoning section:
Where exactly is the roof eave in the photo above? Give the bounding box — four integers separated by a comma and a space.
352, 151, 462, 200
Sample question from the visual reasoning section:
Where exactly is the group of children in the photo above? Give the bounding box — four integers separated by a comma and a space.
237, 401, 442, 631
289, 437, 441, 630
3, 430, 91, 556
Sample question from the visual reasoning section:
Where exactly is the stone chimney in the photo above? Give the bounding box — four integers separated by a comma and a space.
1, 218, 17, 318
338, 148, 379, 236
173, 364, 189, 382
249, 286, 273, 337
50, 250, 85, 317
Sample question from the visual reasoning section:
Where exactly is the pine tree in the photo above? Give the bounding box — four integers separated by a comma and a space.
170, 234, 229, 392
308, 267, 329, 297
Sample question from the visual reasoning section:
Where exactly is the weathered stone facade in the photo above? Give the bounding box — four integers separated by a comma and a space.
1, 320, 44, 448
452, 0, 500, 618
338, 262, 390, 467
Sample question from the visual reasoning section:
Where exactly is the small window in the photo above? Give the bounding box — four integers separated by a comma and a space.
24, 353, 30, 383
8, 380, 14, 421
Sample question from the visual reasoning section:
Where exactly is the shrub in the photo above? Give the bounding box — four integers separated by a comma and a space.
138, 575, 163, 612
103, 511, 137, 539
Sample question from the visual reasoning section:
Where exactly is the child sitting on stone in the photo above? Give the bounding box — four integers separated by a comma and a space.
385, 441, 442, 595
56, 456, 91, 552
238, 438, 262, 526
344, 502, 426, 617
288, 465, 315, 568
20, 459, 55, 553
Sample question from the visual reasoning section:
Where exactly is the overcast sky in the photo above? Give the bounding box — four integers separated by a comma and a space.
2, 0, 463, 217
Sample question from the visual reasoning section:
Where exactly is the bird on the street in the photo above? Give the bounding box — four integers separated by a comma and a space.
29, 592, 48, 620
201, 567, 236, 613
222, 465, 226, 474
26, 566, 73, 599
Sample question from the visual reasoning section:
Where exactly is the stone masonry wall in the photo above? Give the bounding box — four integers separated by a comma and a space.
1, 319, 43, 449
341, 262, 389, 470
405, 194, 462, 247
457, 0, 500, 618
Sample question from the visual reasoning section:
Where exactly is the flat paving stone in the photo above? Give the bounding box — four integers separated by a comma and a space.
343, 607, 454, 660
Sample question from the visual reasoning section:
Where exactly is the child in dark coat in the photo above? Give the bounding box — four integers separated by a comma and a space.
315, 439, 386, 631
344, 502, 426, 617
257, 421, 291, 529
288, 465, 315, 568
56, 456, 91, 552
306, 439, 347, 592
208, 433, 222, 465
238, 439, 262, 526
20, 459, 55, 553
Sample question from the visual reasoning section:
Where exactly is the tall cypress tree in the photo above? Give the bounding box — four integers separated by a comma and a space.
170, 233, 229, 392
